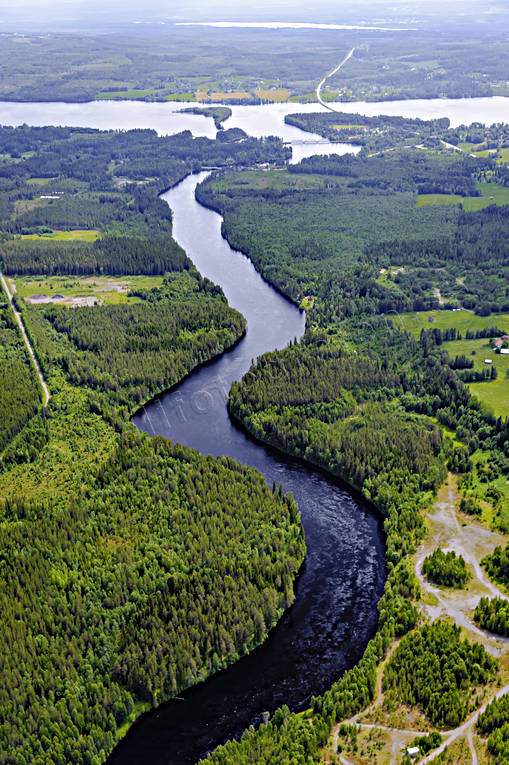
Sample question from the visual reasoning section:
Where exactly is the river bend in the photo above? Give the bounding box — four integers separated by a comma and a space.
108, 171, 386, 764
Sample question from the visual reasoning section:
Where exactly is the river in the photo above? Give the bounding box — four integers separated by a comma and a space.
107, 166, 386, 763
4, 95, 501, 763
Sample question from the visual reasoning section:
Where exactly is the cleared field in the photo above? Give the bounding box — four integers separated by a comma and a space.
471, 149, 496, 158
96, 88, 155, 99
254, 88, 291, 102
21, 229, 101, 242
164, 92, 195, 101
9, 274, 164, 306
209, 167, 339, 193
393, 309, 509, 338
332, 124, 368, 130
416, 193, 463, 207
416, 182, 509, 212
457, 141, 486, 153
26, 177, 57, 185
206, 91, 252, 101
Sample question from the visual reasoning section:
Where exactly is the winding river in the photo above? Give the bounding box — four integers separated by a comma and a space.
110, 169, 386, 762
6, 94, 505, 763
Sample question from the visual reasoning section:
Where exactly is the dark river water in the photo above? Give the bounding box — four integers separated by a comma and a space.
106, 171, 386, 765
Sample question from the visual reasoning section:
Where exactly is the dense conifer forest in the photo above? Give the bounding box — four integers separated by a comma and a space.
199, 143, 509, 314
0, 432, 304, 764
25, 296, 245, 408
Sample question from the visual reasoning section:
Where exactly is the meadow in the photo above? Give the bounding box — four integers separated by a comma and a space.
416, 182, 509, 212
393, 309, 509, 338
443, 338, 509, 419
21, 229, 101, 242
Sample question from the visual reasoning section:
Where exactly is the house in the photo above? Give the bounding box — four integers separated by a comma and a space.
501, 348, 509, 355
485, 359, 493, 364
406, 747, 420, 758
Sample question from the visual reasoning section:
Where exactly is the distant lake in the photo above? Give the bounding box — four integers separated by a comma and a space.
2, 96, 509, 145
175, 22, 412, 31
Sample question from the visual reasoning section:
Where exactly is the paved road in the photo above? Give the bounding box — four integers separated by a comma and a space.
0, 269, 50, 406
316, 48, 355, 111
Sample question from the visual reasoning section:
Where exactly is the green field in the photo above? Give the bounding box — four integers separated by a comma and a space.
395, 306, 509, 417
97, 87, 197, 102
164, 92, 195, 101
209, 167, 338, 193
416, 182, 509, 212
21, 229, 101, 242
96, 88, 156, 100
26, 177, 57, 185
10, 274, 165, 306
416, 193, 463, 207
443, 338, 509, 418
457, 140, 509, 165
456, 142, 486, 153
393, 309, 509, 338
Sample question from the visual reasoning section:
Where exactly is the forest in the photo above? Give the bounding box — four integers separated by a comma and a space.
482, 545, 509, 588
0, 125, 287, 282
25, 294, 245, 408
285, 112, 452, 153
0, 431, 304, 764
199, 140, 509, 314
383, 622, 497, 728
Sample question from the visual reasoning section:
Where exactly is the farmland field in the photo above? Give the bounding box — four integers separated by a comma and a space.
416, 182, 509, 212
443, 338, 509, 418
254, 88, 291, 102
392, 309, 509, 338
